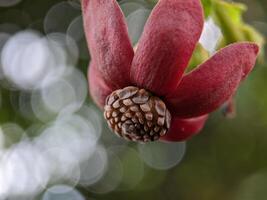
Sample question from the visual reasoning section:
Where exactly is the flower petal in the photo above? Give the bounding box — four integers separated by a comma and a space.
165, 42, 259, 118
131, 0, 204, 96
88, 61, 113, 109
82, 0, 134, 88
160, 115, 208, 142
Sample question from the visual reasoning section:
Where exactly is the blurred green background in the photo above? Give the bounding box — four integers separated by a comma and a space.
0, 0, 267, 200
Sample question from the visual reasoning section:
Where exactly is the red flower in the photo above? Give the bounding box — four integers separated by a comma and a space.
82, 0, 259, 142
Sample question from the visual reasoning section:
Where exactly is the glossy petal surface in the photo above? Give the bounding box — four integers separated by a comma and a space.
82, 0, 134, 88
166, 43, 259, 118
161, 115, 209, 142
131, 0, 204, 96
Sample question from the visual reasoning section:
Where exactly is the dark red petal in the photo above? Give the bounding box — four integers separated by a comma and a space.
82, 0, 134, 88
160, 115, 208, 142
88, 61, 113, 109
131, 0, 204, 96
165, 42, 259, 118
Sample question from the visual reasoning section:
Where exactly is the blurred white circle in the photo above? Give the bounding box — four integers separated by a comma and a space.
0, 161, 9, 198
68, 0, 81, 10
37, 147, 81, 190
43, 185, 85, 200
58, 105, 103, 141
126, 9, 151, 45
31, 89, 57, 122
79, 145, 108, 186
67, 16, 89, 59
34, 115, 99, 189
44, 39, 69, 79
25, 124, 44, 138
61, 67, 88, 109
54, 114, 100, 160
1, 31, 39, 84
5, 32, 74, 91
234, 171, 267, 200
30, 146, 51, 191
1, 17, 79, 92
44, 1, 80, 34
0, 32, 10, 79
1, 31, 56, 90
1, 123, 25, 148
36, 120, 96, 161
0, 0, 22, 7
46, 32, 79, 66
88, 152, 123, 194
111, 146, 144, 191
120, 1, 146, 17
1, 141, 44, 196
77, 105, 103, 138
40, 67, 87, 114
138, 141, 186, 170
41, 78, 76, 113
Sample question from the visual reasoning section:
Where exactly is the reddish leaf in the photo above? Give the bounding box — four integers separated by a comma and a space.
165, 43, 259, 118
82, 0, 134, 89
131, 0, 204, 96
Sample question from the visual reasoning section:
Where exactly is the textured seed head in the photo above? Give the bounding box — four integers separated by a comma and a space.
104, 86, 171, 142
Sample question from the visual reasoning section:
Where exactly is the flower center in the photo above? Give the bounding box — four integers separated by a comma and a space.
104, 86, 171, 142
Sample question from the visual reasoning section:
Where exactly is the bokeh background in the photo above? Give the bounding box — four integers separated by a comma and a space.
0, 0, 266, 199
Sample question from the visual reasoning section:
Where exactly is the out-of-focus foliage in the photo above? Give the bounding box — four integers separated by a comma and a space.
212, 0, 265, 62
188, 44, 210, 72
201, 0, 213, 18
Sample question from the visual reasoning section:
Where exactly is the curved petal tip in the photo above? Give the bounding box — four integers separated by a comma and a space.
131, 0, 204, 96
82, 0, 134, 89
160, 115, 209, 142
166, 42, 259, 118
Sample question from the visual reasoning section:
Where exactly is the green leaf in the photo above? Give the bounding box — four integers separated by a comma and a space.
201, 0, 213, 18
242, 25, 265, 63
217, 1, 246, 24
187, 43, 210, 72
212, 0, 246, 42
145, 0, 157, 5
212, 0, 265, 61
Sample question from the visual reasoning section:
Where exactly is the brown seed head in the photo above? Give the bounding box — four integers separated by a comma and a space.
104, 86, 171, 142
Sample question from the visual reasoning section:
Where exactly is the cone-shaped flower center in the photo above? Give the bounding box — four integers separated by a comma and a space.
104, 86, 171, 142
